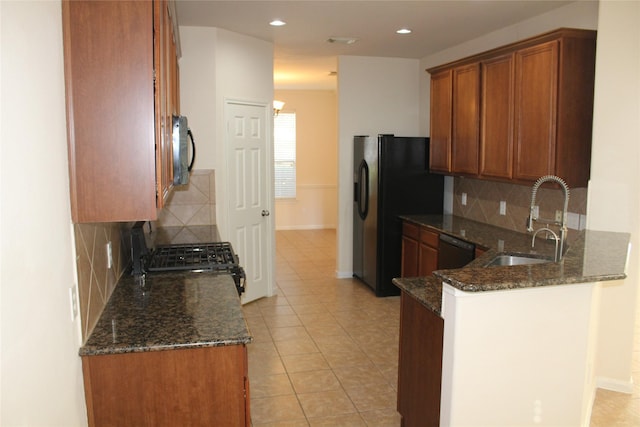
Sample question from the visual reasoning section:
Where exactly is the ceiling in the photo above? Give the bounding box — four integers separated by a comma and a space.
174, 0, 574, 90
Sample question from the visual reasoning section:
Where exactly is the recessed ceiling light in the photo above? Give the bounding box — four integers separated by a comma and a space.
327, 37, 358, 45
396, 28, 412, 34
270, 19, 286, 27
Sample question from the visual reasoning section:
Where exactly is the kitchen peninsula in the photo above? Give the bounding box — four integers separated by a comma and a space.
394, 214, 629, 427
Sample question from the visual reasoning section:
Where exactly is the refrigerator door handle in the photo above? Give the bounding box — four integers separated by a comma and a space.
357, 159, 369, 220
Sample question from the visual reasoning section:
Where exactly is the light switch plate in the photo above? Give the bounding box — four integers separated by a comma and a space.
461, 192, 467, 206
69, 286, 78, 321
499, 201, 506, 215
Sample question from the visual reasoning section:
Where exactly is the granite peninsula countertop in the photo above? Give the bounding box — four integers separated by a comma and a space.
80, 225, 252, 357
393, 214, 630, 316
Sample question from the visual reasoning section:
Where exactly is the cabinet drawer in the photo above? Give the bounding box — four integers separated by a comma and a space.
420, 228, 439, 248
402, 222, 420, 240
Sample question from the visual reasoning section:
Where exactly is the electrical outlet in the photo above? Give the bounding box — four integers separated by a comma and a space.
69, 286, 78, 321
499, 201, 506, 215
555, 210, 563, 223
566, 212, 580, 230
106, 241, 113, 269
461, 192, 467, 206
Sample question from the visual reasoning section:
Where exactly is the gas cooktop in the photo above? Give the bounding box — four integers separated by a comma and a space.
131, 222, 245, 295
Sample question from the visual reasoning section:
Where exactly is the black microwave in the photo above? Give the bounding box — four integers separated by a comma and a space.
172, 115, 196, 185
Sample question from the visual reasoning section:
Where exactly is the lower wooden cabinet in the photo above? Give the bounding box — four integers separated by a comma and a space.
81, 345, 250, 427
401, 221, 439, 277
397, 291, 444, 426
401, 222, 420, 277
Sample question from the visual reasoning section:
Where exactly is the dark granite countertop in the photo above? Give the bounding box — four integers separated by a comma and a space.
80, 272, 252, 356
393, 214, 630, 316
80, 224, 252, 357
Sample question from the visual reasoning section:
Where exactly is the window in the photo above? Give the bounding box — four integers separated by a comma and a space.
274, 112, 296, 198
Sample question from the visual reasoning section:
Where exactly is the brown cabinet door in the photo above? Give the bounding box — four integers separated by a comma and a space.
63, 0, 156, 222
480, 54, 515, 179
82, 346, 248, 427
401, 235, 419, 277
418, 243, 438, 277
430, 70, 453, 173
513, 41, 559, 182
452, 63, 480, 175
397, 291, 444, 427
154, 0, 176, 208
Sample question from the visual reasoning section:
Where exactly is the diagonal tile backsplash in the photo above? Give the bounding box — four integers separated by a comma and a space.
74, 169, 217, 341
154, 169, 216, 227
74, 222, 132, 341
452, 177, 587, 241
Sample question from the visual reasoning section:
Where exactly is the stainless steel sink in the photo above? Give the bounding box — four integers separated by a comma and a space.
485, 254, 552, 267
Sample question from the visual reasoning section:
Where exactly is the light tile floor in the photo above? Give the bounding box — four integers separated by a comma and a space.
243, 229, 639, 426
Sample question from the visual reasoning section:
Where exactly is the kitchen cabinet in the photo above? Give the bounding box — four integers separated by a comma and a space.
480, 53, 515, 179
397, 290, 444, 426
451, 63, 480, 175
81, 345, 250, 427
418, 227, 439, 276
429, 70, 453, 173
401, 222, 439, 277
62, 0, 180, 223
428, 28, 596, 188
401, 222, 420, 277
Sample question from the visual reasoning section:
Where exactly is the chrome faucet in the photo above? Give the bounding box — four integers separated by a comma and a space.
531, 227, 560, 261
527, 175, 570, 262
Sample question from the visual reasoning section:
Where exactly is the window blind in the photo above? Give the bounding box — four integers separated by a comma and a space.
274, 112, 296, 198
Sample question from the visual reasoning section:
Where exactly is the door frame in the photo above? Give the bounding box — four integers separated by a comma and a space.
223, 98, 275, 302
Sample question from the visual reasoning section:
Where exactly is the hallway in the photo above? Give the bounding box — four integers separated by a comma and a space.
243, 229, 401, 425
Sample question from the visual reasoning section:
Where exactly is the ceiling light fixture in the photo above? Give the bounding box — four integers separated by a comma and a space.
270, 19, 286, 27
327, 37, 358, 45
396, 28, 412, 34
273, 100, 285, 116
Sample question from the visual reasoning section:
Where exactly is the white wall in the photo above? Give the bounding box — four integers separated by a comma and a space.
179, 27, 274, 240
587, 0, 640, 391
274, 90, 338, 230
336, 56, 422, 277
178, 27, 218, 171
441, 283, 597, 426
1, 1, 87, 425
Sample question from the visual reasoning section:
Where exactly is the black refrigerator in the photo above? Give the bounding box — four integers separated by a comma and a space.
353, 134, 444, 297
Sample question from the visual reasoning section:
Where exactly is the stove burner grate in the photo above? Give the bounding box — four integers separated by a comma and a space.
146, 242, 239, 272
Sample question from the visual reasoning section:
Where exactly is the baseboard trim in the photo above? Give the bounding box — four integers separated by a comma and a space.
335, 271, 353, 279
595, 376, 635, 393
275, 225, 336, 231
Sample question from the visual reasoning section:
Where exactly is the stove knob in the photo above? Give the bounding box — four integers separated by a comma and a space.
261, 210, 270, 217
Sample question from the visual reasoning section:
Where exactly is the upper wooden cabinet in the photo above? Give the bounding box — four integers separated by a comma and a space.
428, 28, 596, 188
62, 0, 180, 223
429, 70, 453, 173
451, 63, 480, 175
480, 53, 515, 180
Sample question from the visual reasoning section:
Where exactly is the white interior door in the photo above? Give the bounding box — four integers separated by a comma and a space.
225, 100, 274, 304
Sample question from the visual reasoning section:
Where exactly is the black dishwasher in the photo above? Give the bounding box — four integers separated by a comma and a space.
438, 234, 475, 269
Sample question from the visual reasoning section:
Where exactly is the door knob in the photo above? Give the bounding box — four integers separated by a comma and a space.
261, 210, 270, 217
